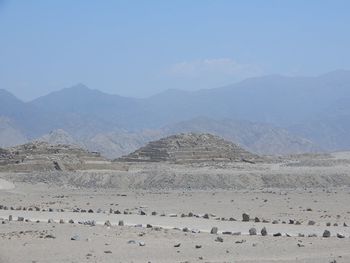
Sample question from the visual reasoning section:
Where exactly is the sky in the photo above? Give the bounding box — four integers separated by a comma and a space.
0, 0, 349, 101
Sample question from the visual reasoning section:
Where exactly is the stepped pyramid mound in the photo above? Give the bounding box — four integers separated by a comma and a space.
0, 142, 126, 172
119, 133, 261, 163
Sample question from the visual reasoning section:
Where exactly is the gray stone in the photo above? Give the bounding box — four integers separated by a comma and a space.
322, 230, 331, 238
71, 235, 80, 241
249, 228, 257, 235
210, 227, 218, 234
242, 213, 250, 222
215, 236, 223, 242
261, 227, 267, 236
308, 220, 316, 226
118, 220, 124, 226
140, 210, 146, 216
104, 220, 112, 227
139, 241, 146, 246
337, 233, 345, 238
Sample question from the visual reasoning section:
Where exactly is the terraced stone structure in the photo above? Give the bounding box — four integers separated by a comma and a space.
0, 142, 126, 172
118, 133, 261, 163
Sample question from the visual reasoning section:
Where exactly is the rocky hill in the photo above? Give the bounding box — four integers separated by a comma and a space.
118, 133, 261, 163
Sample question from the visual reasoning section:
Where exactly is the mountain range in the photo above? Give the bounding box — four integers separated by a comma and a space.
1, 70, 350, 158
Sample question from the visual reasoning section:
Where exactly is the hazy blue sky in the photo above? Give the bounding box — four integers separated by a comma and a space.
0, 0, 349, 100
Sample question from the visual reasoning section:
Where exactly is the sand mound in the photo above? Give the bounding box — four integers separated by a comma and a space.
118, 133, 261, 163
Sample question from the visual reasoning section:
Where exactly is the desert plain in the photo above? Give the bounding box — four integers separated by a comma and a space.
0, 135, 350, 263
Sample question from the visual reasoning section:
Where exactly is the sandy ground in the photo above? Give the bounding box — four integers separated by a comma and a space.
1, 183, 350, 262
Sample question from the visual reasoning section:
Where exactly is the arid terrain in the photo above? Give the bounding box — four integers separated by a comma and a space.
1, 134, 350, 262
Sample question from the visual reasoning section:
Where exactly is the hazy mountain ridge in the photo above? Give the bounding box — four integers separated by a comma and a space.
1, 70, 350, 156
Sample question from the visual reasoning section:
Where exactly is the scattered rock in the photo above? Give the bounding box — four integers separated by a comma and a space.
104, 220, 112, 227
182, 227, 189, 232
323, 230, 331, 238
308, 220, 316, 226
337, 233, 345, 238
174, 243, 181, 247
261, 227, 267, 236
273, 232, 282, 237
71, 235, 80, 241
210, 227, 218, 234
249, 228, 257, 235
215, 236, 223, 242
118, 220, 124, 226
242, 213, 250, 222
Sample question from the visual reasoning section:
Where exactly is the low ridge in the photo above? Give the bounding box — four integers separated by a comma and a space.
118, 133, 261, 163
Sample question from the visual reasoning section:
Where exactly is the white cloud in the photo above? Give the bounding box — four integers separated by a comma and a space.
168, 58, 263, 79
